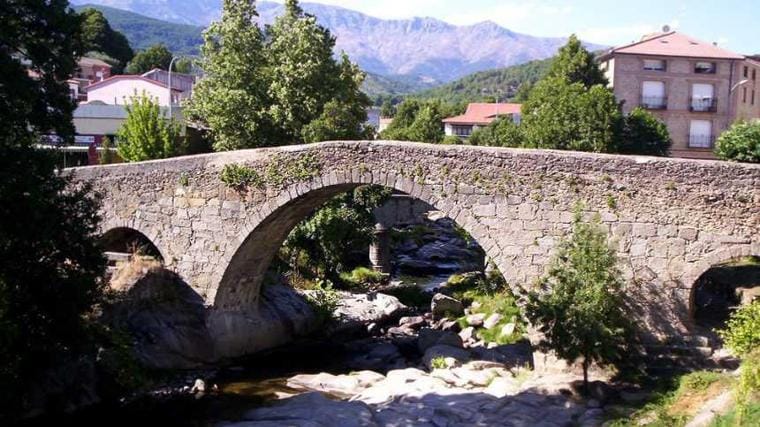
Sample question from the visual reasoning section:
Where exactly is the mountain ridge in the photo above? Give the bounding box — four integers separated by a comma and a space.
71, 0, 604, 84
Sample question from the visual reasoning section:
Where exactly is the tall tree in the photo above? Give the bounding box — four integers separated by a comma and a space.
547, 34, 607, 88
521, 77, 622, 153
526, 212, 630, 390
79, 7, 133, 70
117, 93, 183, 161
124, 43, 173, 75
468, 117, 523, 147
1, 0, 105, 416
185, 0, 272, 151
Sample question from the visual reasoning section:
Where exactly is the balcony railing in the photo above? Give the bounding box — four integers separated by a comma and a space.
688, 134, 715, 149
689, 97, 718, 112
640, 96, 668, 110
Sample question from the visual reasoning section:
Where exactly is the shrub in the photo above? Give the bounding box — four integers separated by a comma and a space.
220, 164, 263, 189
116, 93, 185, 162
442, 135, 463, 145
430, 356, 448, 370
339, 267, 385, 289
720, 300, 760, 357
618, 107, 671, 156
715, 121, 760, 163
304, 279, 341, 326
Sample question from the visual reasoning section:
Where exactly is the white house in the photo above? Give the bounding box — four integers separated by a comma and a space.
443, 103, 522, 138
85, 75, 184, 107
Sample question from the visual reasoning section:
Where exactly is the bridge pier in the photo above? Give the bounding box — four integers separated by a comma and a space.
369, 223, 392, 274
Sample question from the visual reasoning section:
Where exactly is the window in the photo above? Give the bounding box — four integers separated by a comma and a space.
744, 66, 749, 78
743, 87, 748, 103
691, 83, 716, 112
641, 81, 667, 109
643, 59, 666, 71
753, 90, 756, 106
753, 69, 757, 81
452, 125, 473, 137
694, 61, 716, 74
689, 120, 713, 148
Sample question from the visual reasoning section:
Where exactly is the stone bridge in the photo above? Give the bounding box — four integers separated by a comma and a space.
70, 141, 760, 360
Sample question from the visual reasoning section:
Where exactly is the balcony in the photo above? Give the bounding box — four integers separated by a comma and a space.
688, 134, 715, 149
689, 97, 718, 113
640, 96, 668, 110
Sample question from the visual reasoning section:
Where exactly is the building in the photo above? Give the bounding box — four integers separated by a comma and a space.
600, 30, 760, 159
442, 103, 521, 139
141, 68, 197, 99
76, 57, 112, 82
85, 75, 185, 106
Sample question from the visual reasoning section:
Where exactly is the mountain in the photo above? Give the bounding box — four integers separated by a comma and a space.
70, 1, 604, 84
414, 58, 554, 104
74, 4, 204, 55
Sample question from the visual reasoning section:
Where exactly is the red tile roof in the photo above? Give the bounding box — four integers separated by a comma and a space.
607, 31, 744, 60
443, 103, 522, 126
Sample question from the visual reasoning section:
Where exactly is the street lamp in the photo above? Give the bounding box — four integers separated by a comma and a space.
167, 55, 199, 120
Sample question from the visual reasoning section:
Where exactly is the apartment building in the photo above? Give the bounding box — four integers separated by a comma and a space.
600, 31, 759, 159
443, 103, 522, 139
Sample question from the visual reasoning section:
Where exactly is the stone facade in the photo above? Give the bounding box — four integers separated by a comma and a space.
70, 141, 760, 359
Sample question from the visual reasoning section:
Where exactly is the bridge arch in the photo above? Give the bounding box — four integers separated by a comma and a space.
99, 226, 165, 262
213, 171, 504, 311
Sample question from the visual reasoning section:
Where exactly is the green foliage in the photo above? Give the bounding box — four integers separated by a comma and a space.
720, 301, 760, 357
468, 117, 524, 147
715, 121, 760, 163
734, 350, 760, 424
416, 58, 553, 104
710, 402, 760, 427
547, 34, 608, 88
442, 135, 464, 145
304, 279, 341, 325
220, 164, 263, 189
380, 99, 464, 143
339, 267, 386, 289
619, 107, 671, 156
116, 93, 184, 162
73, 4, 203, 56
264, 153, 322, 187
521, 77, 622, 153
430, 356, 448, 369
526, 211, 630, 387
679, 371, 723, 392
281, 186, 392, 282
79, 7, 134, 71
187, 0, 370, 150
99, 136, 116, 165
125, 43, 173, 75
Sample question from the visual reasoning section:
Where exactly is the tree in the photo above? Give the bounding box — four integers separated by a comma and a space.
116, 93, 183, 161
99, 136, 116, 164
380, 99, 462, 143
1, 1, 106, 416
521, 77, 622, 153
79, 8, 133, 71
468, 117, 523, 147
618, 107, 671, 156
124, 43, 173, 75
407, 105, 445, 143
714, 121, 760, 163
526, 212, 630, 390
185, 0, 272, 151
547, 34, 607, 88
302, 99, 372, 143
380, 100, 395, 118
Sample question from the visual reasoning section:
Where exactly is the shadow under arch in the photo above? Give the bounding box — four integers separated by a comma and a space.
99, 226, 165, 262
214, 178, 504, 311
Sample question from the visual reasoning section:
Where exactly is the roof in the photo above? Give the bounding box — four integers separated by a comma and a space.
442, 103, 522, 126
85, 75, 183, 92
78, 57, 113, 68
604, 31, 744, 60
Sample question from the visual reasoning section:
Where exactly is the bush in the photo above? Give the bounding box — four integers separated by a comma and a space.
618, 107, 671, 156
715, 121, 760, 163
442, 135, 463, 145
304, 279, 341, 326
339, 267, 386, 289
720, 300, 760, 357
220, 164, 263, 189
116, 93, 185, 161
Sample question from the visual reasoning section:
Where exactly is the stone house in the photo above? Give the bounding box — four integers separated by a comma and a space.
599, 31, 760, 159
443, 103, 522, 139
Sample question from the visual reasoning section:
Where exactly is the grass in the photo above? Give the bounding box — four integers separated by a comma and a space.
431, 356, 448, 370
339, 267, 386, 289
607, 370, 735, 427
710, 402, 760, 426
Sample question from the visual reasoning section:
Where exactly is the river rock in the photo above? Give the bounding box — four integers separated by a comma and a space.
238, 392, 377, 427
345, 341, 404, 372
500, 322, 516, 337
398, 315, 426, 329
459, 326, 475, 342
331, 292, 408, 337
191, 379, 206, 394
484, 376, 521, 398
430, 293, 464, 320
470, 342, 533, 368
423, 345, 471, 370
483, 313, 503, 329
466, 313, 486, 327
417, 328, 463, 352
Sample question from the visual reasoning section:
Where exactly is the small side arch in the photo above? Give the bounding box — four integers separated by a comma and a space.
99, 226, 165, 262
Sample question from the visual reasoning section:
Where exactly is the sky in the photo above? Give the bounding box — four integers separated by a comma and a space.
277, 0, 760, 54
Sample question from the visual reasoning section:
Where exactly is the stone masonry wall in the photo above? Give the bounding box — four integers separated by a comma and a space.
70, 141, 760, 359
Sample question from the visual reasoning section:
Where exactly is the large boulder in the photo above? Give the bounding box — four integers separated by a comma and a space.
417, 328, 463, 353
237, 392, 377, 427
470, 341, 534, 369
286, 371, 385, 399
430, 293, 464, 320
330, 292, 408, 338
